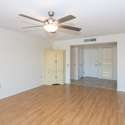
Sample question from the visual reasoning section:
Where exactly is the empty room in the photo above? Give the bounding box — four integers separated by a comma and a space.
0, 0, 125, 125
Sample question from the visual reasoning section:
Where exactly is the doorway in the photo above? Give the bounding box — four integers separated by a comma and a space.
70, 43, 117, 90
44, 49, 65, 85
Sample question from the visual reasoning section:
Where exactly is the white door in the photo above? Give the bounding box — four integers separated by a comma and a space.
71, 47, 75, 80
45, 49, 57, 84
71, 47, 79, 80
56, 50, 64, 84
100, 47, 113, 79
45, 49, 65, 84
84, 48, 99, 78
78, 47, 84, 79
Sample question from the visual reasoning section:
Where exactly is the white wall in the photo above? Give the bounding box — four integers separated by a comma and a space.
53, 33, 125, 92
0, 28, 50, 99
117, 37, 125, 91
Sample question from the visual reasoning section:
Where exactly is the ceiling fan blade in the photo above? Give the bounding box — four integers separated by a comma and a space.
58, 15, 76, 24
22, 25, 42, 29
19, 14, 43, 23
60, 25, 82, 31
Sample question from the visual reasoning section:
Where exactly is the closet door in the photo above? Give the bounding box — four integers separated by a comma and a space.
71, 47, 76, 80
78, 47, 84, 79
56, 50, 64, 84
101, 47, 113, 79
70, 47, 79, 80
45, 49, 57, 84
84, 48, 99, 78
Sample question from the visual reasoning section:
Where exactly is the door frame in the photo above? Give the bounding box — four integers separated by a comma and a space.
44, 49, 65, 85
65, 42, 117, 86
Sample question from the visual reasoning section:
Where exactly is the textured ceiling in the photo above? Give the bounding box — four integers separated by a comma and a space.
0, 0, 125, 40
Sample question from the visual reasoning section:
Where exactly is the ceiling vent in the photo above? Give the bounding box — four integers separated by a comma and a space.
84, 38, 96, 42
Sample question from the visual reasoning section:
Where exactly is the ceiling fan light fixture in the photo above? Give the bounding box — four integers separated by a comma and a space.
19, 11, 81, 32
43, 23, 58, 33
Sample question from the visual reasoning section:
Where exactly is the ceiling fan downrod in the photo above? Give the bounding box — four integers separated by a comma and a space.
48, 11, 55, 17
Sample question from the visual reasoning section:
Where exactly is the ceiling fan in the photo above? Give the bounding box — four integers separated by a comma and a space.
19, 11, 82, 33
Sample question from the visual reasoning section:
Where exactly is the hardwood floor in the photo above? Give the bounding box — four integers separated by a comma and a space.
72, 77, 117, 90
0, 85, 125, 125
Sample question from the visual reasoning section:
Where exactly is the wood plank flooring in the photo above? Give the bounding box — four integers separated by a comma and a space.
0, 85, 125, 125
72, 77, 117, 90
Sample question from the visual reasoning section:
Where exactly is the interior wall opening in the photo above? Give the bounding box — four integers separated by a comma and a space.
70, 42, 117, 90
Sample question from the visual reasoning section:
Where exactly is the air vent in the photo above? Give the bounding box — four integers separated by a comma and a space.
84, 38, 96, 42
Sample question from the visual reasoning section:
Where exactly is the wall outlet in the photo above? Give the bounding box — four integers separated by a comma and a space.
0, 83, 2, 88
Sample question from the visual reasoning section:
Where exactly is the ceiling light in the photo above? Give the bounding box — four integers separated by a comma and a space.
44, 23, 58, 33
43, 19, 58, 33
